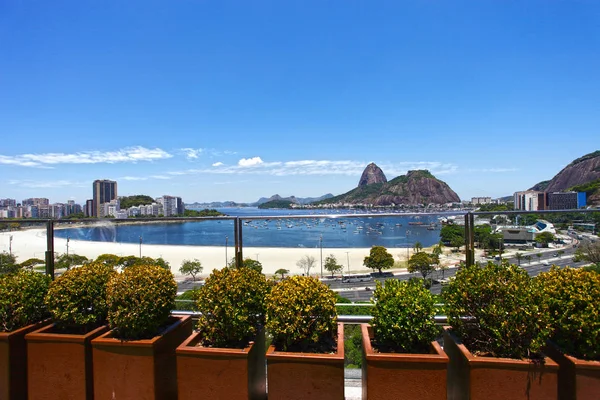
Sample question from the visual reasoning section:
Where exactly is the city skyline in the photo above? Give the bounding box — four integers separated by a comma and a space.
2, 2, 599, 203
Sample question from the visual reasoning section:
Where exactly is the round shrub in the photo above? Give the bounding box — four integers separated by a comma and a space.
0, 270, 51, 332
443, 262, 550, 359
371, 279, 440, 353
196, 267, 269, 348
537, 267, 600, 360
45, 261, 116, 332
266, 276, 337, 352
107, 264, 177, 340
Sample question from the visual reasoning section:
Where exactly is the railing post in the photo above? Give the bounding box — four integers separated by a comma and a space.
464, 213, 475, 267
234, 217, 239, 268
45, 220, 55, 279
236, 218, 244, 268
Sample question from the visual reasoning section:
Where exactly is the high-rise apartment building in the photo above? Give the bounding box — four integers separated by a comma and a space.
160, 195, 184, 216
85, 200, 94, 217
513, 191, 541, 211
93, 180, 118, 217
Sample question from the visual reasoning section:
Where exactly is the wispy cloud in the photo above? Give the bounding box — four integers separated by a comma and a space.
150, 175, 171, 180
8, 179, 87, 188
181, 148, 204, 160
0, 146, 172, 168
212, 162, 224, 167
164, 159, 460, 178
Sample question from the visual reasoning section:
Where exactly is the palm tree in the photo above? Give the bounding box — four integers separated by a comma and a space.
515, 252, 523, 266
525, 255, 532, 264
413, 241, 423, 253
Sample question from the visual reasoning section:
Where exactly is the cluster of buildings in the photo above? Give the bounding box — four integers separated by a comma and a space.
513, 190, 587, 211
0, 179, 185, 220
0, 198, 82, 219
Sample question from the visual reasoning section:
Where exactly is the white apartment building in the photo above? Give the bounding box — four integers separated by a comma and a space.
513, 191, 541, 211
471, 197, 492, 205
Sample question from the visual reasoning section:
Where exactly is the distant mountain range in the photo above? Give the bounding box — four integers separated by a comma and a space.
186, 193, 334, 209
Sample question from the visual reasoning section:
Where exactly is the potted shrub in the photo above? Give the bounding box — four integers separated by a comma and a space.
538, 267, 600, 400
443, 262, 558, 400
362, 278, 448, 400
0, 269, 51, 400
91, 264, 192, 400
176, 267, 270, 400
26, 261, 115, 400
265, 275, 344, 400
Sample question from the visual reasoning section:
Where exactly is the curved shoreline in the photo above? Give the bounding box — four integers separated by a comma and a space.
0, 228, 453, 278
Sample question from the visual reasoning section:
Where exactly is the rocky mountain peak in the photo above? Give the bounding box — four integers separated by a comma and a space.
358, 163, 387, 187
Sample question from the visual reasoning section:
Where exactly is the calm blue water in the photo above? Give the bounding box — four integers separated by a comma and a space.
54, 208, 449, 248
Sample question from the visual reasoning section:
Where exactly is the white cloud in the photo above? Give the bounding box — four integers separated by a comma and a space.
238, 157, 264, 167
0, 146, 172, 168
120, 176, 148, 181
163, 159, 460, 178
8, 179, 87, 188
150, 175, 171, 180
212, 162, 224, 167
181, 148, 204, 160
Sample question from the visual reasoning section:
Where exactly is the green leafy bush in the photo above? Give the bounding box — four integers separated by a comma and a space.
266, 276, 337, 352
107, 264, 177, 340
45, 262, 116, 332
196, 267, 269, 348
443, 262, 550, 359
537, 267, 600, 360
0, 270, 51, 332
371, 279, 439, 353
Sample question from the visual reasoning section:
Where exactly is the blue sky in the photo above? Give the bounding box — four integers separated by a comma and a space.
1, 1, 599, 204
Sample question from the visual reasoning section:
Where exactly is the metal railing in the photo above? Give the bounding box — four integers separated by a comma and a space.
2, 208, 597, 280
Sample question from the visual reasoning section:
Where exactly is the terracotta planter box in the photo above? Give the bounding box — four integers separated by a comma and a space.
25, 323, 109, 400
544, 341, 600, 400
91, 315, 192, 400
176, 328, 266, 400
0, 320, 50, 400
444, 328, 558, 400
266, 322, 345, 400
361, 324, 448, 400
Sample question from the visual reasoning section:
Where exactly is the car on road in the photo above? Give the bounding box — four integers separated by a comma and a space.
542, 260, 550, 266
552, 253, 559, 257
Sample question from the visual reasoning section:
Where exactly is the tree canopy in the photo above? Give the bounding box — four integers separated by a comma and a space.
119, 195, 155, 209
440, 224, 464, 245
179, 259, 203, 281
296, 255, 316, 276
274, 268, 289, 279
363, 246, 394, 274
408, 251, 437, 279
324, 254, 343, 277
535, 231, 556, 247
0, 251, 19, 275
55, 253, 89, 270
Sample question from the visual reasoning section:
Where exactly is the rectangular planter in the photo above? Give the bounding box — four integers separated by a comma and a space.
266, 322, 345, 400
544, 341, 600, 400
91, 315, 192, 400
361, 324, 448, 400
0, 320, 50, 400
176, 328, 266, 400
444, 328, 558, 400
25, 323, 109, 400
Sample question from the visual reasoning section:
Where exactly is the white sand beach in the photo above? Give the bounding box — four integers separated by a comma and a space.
0, 228, 463, 279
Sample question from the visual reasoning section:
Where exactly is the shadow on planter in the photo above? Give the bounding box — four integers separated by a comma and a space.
544, 341, 600, 400
361, 324, 448, 400
0, 320, 50, 400
91, 315, 192, 400
25, 323, 109, 400
176, 328, 266, 400
444, 328, 558, 400
266, 322, 345, 400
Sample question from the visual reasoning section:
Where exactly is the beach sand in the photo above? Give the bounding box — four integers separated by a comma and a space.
0, 229, 463, 279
